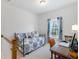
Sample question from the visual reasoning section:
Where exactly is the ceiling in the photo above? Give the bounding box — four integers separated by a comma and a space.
4, 0, 77, 14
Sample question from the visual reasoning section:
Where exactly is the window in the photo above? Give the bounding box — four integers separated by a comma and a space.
48, 17, 62, 42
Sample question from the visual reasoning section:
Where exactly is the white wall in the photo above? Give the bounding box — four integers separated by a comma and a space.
1, 1, 38, 38
1, 1, 38, 59
37, 2, 78, 37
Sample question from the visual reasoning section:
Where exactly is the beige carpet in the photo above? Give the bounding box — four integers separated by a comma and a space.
17, 44, 51, 59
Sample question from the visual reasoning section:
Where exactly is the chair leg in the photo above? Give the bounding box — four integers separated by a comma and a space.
51, 51, 53, 59
54, 53, 56, 59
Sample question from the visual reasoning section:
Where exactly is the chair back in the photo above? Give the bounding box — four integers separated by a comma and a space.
48, 38, 55, 47
64, 35, 73, 41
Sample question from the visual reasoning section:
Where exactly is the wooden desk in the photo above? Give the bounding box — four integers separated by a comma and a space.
50, 42, 78, 59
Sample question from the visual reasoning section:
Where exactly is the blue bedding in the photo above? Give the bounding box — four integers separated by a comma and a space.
15, 32, 46, 55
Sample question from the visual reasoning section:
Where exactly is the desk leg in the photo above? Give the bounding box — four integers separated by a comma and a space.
54, 53, 56, 59
51, 51, 53, 59
64, 57, 67, 59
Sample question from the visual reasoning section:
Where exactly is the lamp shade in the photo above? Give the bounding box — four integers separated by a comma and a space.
72, 24, 78, 31
40, 0, 48, 5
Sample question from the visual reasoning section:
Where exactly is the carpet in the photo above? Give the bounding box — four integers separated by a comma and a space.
17, 44, 51, 59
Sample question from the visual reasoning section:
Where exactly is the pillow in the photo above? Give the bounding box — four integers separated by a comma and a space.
15, 33, 26, 41
27, 31, 39, 38
32, 31, 39, 37
27, 32, 33, 38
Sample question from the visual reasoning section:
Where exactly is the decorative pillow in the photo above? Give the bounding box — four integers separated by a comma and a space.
32, 31, 39, 37
27, 32, 33, 38
15, 33, 26, 41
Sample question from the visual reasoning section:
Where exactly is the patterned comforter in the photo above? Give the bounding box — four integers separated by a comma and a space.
15, 33, 46, 55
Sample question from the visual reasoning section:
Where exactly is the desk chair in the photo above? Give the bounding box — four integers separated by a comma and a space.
64, 35, 73, 42
48, 38, 55, 48
48, 38, 56, 59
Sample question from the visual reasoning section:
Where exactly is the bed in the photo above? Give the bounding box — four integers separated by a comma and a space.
14, 32, 46, 56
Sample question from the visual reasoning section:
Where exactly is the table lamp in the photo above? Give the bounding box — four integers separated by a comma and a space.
70, 24, 78, 52
72, 24, 78, 38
